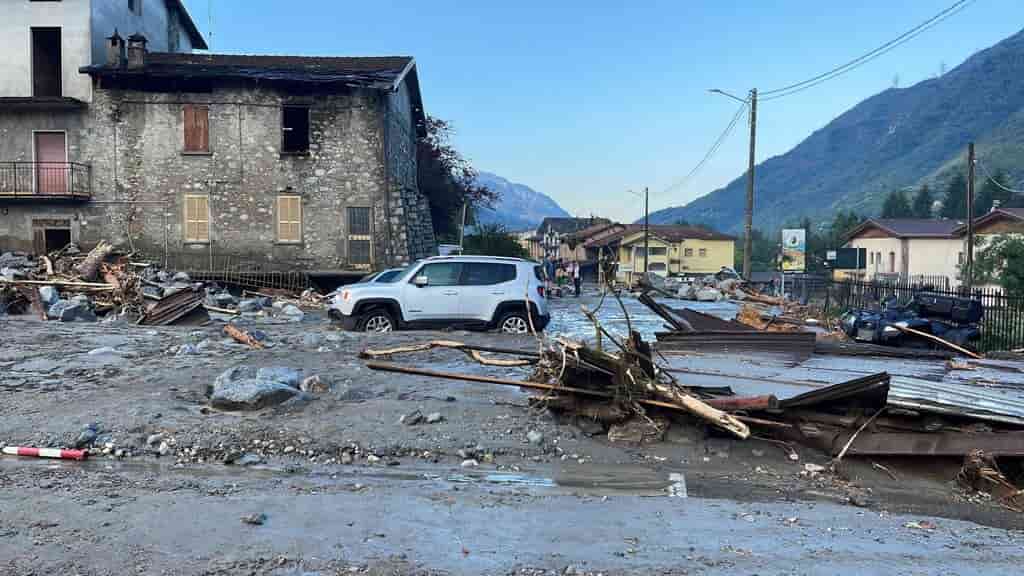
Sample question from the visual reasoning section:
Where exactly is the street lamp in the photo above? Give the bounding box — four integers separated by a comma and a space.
709, 87, 758, 280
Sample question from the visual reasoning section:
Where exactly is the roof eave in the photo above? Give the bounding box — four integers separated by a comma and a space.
167, 0, 209, 50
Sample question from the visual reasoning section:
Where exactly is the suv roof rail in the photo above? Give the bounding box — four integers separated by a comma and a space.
422, 255, 531, 263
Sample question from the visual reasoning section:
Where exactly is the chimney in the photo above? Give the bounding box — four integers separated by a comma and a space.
106, 29, 125, 67
126, 33, 148, 69
992, 199, 1002, 212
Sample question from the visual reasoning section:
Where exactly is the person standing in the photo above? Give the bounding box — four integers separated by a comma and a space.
572, 261, 581, 297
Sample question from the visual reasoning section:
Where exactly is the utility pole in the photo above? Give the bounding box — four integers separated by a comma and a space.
965, 142, 975, 291
743, 88, 758, 280
643, 186, 650, 274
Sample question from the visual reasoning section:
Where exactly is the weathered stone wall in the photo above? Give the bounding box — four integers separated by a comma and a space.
2, 76, 434, 269
384, 79, 436, 263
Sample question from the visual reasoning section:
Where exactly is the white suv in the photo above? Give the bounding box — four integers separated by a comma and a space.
328, 256, 550, 333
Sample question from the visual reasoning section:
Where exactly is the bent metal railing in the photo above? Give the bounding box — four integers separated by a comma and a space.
0, 161, 91, 199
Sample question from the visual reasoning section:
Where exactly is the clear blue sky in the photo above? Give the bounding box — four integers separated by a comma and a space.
184, 0, 1024, 222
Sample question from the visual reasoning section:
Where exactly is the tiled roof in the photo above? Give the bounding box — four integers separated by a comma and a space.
584, 224, 735, 247
83, 52, 415, 90
848, 218, 963, 239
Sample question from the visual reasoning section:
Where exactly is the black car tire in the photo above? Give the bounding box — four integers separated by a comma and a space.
356, 307, 395, 333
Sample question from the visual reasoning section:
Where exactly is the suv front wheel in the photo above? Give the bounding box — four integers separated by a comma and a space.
498, 311, 532, 334
357, 307, 395, 333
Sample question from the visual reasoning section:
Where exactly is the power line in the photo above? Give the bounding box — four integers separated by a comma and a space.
658, 102, 747, 197
976, 157, 1024, 195
760, 0, 975, 101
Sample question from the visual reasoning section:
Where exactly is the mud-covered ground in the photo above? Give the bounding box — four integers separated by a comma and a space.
1, 294, 1023, 575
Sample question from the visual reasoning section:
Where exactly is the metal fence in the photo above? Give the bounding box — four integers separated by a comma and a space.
162, 251, 311, 292
0, 161, 91, 198
811, 278, 1024, 353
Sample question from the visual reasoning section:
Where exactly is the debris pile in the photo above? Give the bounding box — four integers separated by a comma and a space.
0, 243, 324, 325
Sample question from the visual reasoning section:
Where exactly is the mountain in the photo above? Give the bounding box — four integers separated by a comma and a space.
473, 171, 570, 231
647, 28, 1024, 234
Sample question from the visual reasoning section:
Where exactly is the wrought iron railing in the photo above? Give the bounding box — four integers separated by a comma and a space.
0, 162, 91, 198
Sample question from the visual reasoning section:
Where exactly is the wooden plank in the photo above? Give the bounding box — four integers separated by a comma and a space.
893, 325, 983, 359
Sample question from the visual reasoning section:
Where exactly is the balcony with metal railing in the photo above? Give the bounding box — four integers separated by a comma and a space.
0, 162, 92, 201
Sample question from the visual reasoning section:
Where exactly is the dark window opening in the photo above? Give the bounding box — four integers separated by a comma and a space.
128, 0, 141, 15
31, 28, 61, 98
281, 106, 310, 154
44, 228, 71, 253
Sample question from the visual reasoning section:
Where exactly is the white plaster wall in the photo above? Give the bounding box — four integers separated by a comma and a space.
0, 0, 93, 100
848, 237, 902, 278
906, 238, 964, 282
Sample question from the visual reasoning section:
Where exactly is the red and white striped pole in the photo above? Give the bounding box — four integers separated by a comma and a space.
2, 446, 88, 461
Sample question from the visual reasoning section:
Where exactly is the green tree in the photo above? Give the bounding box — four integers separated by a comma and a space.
462, 223, 528, 258
881, 189, 913, 218
417, 116, 496, 240
969, 235, 1024, 297
940, 172, 968, 219
734, 228, 780, 273
911, 184, 934, 218
975, 168, 1013, 216
828, 210, 862, 247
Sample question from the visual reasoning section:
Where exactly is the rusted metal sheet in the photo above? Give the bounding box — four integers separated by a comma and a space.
138, 287, 205, 326
670, 306, 754, 332
829, 430, 1024, 457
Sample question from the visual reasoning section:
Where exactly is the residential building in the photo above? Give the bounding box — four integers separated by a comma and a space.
965, 207, 1024, 238
584, 224, 736, 285
514, 229, 544, 260
1, 1, 435, 271
535, 217, 610, 260
2, 0, 205, 253
557, 221, 623, 262
843, 218, 964, 285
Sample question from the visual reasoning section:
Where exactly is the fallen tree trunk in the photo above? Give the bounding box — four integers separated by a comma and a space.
365, 361, 755, 435
75, 240, 114, 281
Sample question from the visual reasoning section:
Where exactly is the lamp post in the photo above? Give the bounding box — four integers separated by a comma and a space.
709, 88, 757, 280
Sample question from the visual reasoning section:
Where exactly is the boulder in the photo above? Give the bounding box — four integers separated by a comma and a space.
281, 305, 304, 322
237, 299, 262, 313
210, 379, 299, 411
695, 288, 722, 302
38, 286, 60, 307
256, 367, 302, 388
48, 296, 97, 322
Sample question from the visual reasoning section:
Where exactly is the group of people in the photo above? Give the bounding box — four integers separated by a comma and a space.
542, 257, 582, 297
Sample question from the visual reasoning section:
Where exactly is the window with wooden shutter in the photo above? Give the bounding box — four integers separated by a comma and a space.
347, 206, 372, 266
277, 195, 302, 243
183, 105, 209, 153
184, 195, 209, 242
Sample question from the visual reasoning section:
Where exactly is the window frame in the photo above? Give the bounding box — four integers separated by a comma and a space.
280, 105, 311, 155
684, 247, 694, 257
183, 194, 210, 243
347, 206, 373, 267
411, 262, 463, 287
698, 248, 708, 258
276, 195, 303, 244
182, 104, 210, 154
461, 262, 517, 286
31, 27, 62, 98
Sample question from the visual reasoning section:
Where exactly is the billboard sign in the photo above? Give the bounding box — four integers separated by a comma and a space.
781, 229, 806, 272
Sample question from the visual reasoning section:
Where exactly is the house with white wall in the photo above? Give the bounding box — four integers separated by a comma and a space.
844, 218, 965, 286
1, 0, 205, 252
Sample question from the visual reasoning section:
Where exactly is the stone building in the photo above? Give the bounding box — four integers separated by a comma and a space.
1, 0, 435, 273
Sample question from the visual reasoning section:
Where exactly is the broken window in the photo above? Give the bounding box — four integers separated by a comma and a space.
281, 106, 310, 154
184, 195, 210, 242
31, 28, 61, 98
348, 207, 372, 266
277, 195, 302, 243
183, 105, 209, 153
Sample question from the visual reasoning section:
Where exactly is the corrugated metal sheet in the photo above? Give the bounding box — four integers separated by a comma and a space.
889, 376, 1024, 426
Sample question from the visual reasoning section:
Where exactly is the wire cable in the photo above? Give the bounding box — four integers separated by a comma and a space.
658, 102, 747, 197
976, 157, 1024, 195
760, 0, 974, 101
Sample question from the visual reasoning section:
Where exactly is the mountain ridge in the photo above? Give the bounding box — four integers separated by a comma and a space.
646, 28, 1024, 233
473, 171, 570, 231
